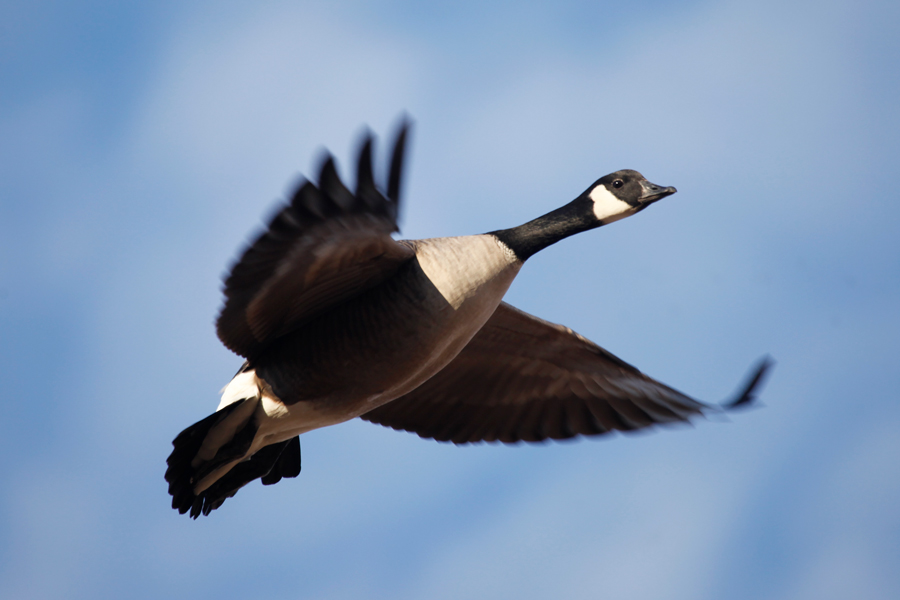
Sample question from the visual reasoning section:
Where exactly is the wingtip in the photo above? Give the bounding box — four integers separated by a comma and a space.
355, 131, 377, 200
723, 355, 775, 410
317, 154, 354, 209
387, 115, 413, 205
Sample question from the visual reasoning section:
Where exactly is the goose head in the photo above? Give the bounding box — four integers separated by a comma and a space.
586, 169, 677, 226
491, 170, 677, 261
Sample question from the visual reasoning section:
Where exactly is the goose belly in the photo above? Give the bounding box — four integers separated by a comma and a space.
250, 234, 521, 435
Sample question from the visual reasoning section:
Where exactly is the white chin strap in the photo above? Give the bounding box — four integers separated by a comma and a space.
589, 185, 635, 224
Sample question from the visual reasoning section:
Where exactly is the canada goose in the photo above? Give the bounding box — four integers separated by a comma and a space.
166, 121, 771, 518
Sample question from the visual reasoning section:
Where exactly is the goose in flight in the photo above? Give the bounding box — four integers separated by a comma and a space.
166, 121, 771, 518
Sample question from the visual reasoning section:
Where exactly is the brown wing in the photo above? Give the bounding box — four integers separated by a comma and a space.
217, 123, 415, 358
361, 302, 771, 444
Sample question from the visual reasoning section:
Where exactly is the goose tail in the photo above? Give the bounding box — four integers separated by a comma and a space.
165, 368, 301, 518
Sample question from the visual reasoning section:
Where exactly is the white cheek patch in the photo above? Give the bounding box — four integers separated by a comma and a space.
589, 185, 635, 224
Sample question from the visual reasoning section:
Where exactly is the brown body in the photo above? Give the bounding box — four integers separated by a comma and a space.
236, 236, 522, 446
166, 123, 770, 518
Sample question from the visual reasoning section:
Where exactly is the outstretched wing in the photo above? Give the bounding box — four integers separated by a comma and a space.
217, 122, 415, 359
361, 302, 771, 444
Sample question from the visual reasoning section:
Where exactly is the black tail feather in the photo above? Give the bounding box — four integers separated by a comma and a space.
190, 437, 301, 517
165, 400, 249, 515
166, 405, 302, 518
189, 417, 258, 487
196, 438, 297, 516
261, 436, 301, 485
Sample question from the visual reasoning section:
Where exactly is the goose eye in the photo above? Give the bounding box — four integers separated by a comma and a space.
613, 180, 623, 188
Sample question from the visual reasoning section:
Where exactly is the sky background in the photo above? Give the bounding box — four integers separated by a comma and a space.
1, 0, 899, 598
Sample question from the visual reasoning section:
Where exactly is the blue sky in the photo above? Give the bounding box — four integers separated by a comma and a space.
1, 0, 899, 598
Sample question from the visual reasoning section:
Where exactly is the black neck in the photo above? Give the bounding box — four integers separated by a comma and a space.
489, 195, 598, 261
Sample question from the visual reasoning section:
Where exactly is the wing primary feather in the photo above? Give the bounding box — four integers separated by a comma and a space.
723, 356, 774, 409
387, 117, 411, 210
318, 155, 354, 211
629, 397, 690, 423
290, 180, 329, 220
266, 206, 304, 241
355, 133, 380, 209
